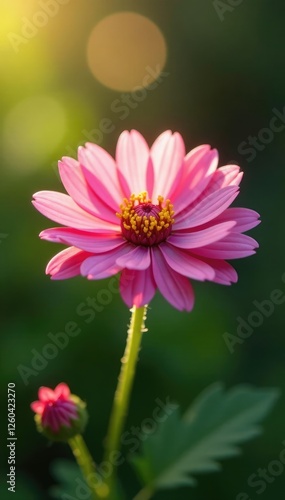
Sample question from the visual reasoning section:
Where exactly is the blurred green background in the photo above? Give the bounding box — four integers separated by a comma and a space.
1, 1, 285, 499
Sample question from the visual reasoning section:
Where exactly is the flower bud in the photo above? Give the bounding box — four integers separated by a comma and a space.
31, 383, 88, 442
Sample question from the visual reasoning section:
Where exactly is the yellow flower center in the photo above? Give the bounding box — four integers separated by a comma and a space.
116, 192, 175, 246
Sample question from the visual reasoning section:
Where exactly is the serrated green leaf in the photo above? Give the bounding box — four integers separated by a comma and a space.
131, 384, 279, 493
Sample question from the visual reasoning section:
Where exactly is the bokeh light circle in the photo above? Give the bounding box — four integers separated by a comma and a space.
2, 95, 66, 174
87, 12, 167, 92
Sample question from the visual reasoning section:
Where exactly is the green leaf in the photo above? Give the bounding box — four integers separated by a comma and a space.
50, 459, 84, 499
131, 384, 279, 492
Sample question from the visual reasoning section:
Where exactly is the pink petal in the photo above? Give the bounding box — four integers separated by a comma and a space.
81, 243, 130, 279
119, 268, 156, 308
59, 157, 117, 224
195, 164, 242, 196
33, 191, 119, 232
168, 221, 236, 249
54, 383, 70, 400
46, 247, 91, 280
151, 247, 195, 311
41, 408, 49, 427
60, 401, 78, 418
160, 243, 215, 281
151, 131, 185, 200
146, 157, 155, 198
174, 186, 239, 230
78, 143, 124, 209
40, 227, 124, 253
62, 409, 77, 420
45, 407, 60, 432
38, 387, 55, 403
191, 233, 259, 259
30, 401, 45, 414
56, 407, 72, 427
179, 145, 211, 181
207, 207, 261, 232
116, 246, 151, 270
172, 146, 218, 213
217, 165, 243, 187
197, 258, 238, 285
116, 130, 150, 197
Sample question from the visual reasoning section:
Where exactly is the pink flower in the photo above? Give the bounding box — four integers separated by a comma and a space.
33, 130, 260, 311
31, 383, 78, 433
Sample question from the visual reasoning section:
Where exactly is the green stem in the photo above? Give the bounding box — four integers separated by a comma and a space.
104, 306, 147, 495
68, 434, 106, 500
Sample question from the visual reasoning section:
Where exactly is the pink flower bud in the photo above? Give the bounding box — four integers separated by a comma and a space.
31, 383, 88, 441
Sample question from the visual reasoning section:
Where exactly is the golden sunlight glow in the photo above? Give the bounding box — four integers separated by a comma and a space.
0, 0, 37, 49
87, 12, 167, 92
2, 95, 66, 174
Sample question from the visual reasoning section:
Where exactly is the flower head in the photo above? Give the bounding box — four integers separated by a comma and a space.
30, 383, 88, 441
32, 130, 260, 311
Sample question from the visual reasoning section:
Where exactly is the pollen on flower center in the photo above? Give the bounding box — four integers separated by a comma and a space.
116, 192, 175, 246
